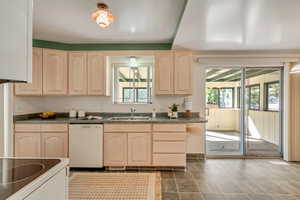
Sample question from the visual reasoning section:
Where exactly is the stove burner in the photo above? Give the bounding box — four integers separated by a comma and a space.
0, 164, 45, 184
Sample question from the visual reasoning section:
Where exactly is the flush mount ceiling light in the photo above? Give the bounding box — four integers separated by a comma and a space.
92, 3, 114, 28
290, 61, 300, 74
129, 56, 138, 68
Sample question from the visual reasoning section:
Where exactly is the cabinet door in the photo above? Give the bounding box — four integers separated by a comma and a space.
127, 133, 151, 166
14, 133, 41, 157
41, 132, 68, 158
155, 52, 174, 95
174, 51, 192, 95
104, 133, 127, 166
87, 52, 106, 95
43, 49, 68, 95
69, 51, 87, 95
0, 0, 32, 82
15, 48, 43, 95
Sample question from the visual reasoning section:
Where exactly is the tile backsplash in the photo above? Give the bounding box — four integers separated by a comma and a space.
14, 95, 188, 115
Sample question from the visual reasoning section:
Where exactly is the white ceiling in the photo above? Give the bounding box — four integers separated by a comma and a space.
173, 0, 300, 50
33, 0, 185, 43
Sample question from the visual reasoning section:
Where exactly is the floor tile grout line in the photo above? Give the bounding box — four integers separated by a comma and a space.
173, 171, 182, 200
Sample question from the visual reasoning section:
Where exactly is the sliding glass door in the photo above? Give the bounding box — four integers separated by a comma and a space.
205, 67, 243, 155
245, 68, 282, 156
205, 66, 283, 157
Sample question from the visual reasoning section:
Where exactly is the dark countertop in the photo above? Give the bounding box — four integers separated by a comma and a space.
14, 112, 208, 124
0, 158, 60, 200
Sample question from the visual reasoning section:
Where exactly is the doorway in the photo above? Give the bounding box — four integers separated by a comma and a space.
205, 67, 283, 157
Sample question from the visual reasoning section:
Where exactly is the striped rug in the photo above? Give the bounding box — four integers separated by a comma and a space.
69, 172, 161, 200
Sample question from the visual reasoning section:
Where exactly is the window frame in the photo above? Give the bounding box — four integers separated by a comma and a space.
218, 87, 235, 109
264, 81, 280, 112
206, 87, 235, 109
247, 84, 261, 110
113, 63, 153, 104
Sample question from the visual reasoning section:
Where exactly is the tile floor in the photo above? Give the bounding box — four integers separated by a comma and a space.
162, 159, 300, 200
206, 131, 280, 156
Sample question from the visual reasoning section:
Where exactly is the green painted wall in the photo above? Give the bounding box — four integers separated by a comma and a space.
33, 39, 172, 50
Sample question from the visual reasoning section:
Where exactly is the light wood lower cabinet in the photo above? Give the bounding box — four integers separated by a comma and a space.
152, 123, 187, 167
41, 132, 68, 158
14, 132, 41, 157
14, 124, 68, 158
127, 133, 151, 166
104, 133, 127, 166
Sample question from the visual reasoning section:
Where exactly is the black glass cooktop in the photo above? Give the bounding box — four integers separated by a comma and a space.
0, 158, 60, 200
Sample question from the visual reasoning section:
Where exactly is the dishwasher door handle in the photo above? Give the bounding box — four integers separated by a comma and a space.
80, 125, 91, 128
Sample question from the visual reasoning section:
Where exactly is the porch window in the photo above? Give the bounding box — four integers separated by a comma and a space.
264, 81, 280, 111
113, 64, 152, 104
248, 84, 260, 110
206, 88, 234, 108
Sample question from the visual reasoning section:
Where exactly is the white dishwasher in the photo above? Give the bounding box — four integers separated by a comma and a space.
69, 124, 103, 168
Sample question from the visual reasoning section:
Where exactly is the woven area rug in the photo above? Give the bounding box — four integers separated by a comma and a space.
69, 172, 161, 200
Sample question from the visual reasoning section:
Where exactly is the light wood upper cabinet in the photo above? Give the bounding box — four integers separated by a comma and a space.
41, 132, 68, 158
69, 51, 87, 95
87, 52, 106, 95
155, 51, 174, 95
104, 133, 127, 166
15, 48, 43, 95
43, 49, 68, 95
127, 133, 151, 166
14, 132, 41, 157
174, 51, 192, 95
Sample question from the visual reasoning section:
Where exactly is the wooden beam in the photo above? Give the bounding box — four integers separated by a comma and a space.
207, 69, 240, 82
118, 72, 127, 82
206, 69, 221, 77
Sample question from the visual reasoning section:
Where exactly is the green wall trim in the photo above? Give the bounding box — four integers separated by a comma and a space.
33, 39, 172, 50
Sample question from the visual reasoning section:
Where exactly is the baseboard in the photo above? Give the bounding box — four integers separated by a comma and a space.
187, 153, 205, 160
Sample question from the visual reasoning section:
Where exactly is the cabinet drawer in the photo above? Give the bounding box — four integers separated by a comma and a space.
153, 154, 186, 166
153, 132, 186, 141
186, 123, 204, 135
153, 124, 186, 132
104, 123, 151, 132
41, 124, 68, 132
153, 141, 185, 153
15, 124, 41, 132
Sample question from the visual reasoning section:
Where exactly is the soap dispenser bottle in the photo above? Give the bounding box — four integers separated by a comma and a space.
152, 108, 156, 118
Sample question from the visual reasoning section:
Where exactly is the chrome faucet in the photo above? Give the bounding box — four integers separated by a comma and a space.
130, 107, 136, 117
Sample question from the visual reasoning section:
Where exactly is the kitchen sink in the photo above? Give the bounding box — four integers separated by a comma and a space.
109, 116, 151, 120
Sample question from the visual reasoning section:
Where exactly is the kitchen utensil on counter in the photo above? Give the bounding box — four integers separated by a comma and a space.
78, 110, 86, 118
69, 108, 77, 118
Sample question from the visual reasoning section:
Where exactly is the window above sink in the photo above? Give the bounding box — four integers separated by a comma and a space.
110, 56, 154, 104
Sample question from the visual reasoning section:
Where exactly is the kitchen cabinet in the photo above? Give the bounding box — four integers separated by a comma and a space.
41, 133, 68, 158
127, 133, 151, 166
14, 124, 68, 158
15, 48, 43, 95
14, 132, 41, 157
174, 51, 192, 95
69, 51, 88, 95
43, 49, 68, 95
104, 133, 127, 166
0, 0, 32, 83
87, 52, 107, 95
152, 123, 186, 167
155, 51, 174, 95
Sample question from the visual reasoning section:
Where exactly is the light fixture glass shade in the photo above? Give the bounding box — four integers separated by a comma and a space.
129, 57, 138, 67
290, 61, 300, 74
92, 4, 114, 28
